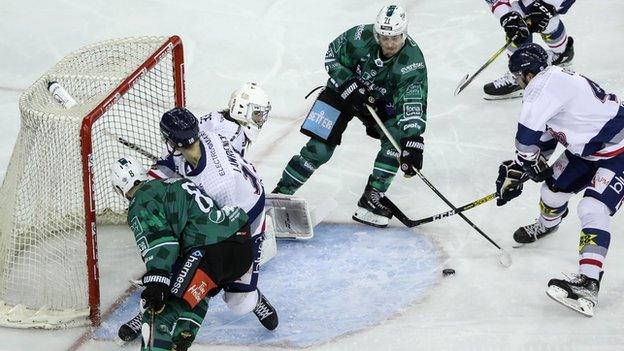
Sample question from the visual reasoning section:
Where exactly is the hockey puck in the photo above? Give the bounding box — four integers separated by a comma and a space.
442, 268, 455, 276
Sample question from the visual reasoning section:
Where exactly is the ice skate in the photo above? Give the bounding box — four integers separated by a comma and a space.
550, 37, 574, 66
483, 71, 523, 100
118, 312, 142, 342
352, 185, 393, 228
513, 209, 568, 246
253, 291, 278, 330
546, 273, 599, 317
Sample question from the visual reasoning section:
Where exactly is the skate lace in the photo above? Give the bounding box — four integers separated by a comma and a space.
254, 301, 273, 320
126, 314, 142, 331
492, 72, 516, 89
523, 220, 548, 239
368, 190, 389, 210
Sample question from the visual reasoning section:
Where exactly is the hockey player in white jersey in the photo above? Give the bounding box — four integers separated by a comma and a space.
483, 0, 575, 100
194, 81, 271, 157
118, 84, 275, 344
495, 43, 624, 316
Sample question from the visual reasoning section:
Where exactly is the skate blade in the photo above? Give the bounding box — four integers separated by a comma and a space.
352, 207, 389, 228
546, 286, 594, 317
483, 91, 523, 101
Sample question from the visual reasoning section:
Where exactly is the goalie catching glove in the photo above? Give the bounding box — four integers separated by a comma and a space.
495, 160, 525, 206
400, 136, 424, 177
140, 269, 170, 313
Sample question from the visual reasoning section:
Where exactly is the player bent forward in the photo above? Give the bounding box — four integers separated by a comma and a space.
495, 43, 624, 317
111, 156, 278, 351
273, 5, 428, 228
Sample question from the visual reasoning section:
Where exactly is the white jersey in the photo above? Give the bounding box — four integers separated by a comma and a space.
198, 111, 250, 156
486, 0, 569, 20
150, 125, 264, 235
515, 66, 624, 161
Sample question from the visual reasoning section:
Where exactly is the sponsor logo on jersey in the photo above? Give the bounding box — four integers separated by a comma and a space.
354, 25, 365, 41
209, 209, 225, 224
130, 216, 144, 236
551, 155, 569, 180
588, 168, 615, 194
171, 252, 202, 295
400, 62, 424, 74
404, 102, 422, 118
405, 83, 421, 97
137, 237, 149, 257
608, 173, 624, 195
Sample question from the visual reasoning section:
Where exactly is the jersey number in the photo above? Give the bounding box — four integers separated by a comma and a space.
241, 165, 262, 195
582, 76, 617, 104
181, 182, 214, 213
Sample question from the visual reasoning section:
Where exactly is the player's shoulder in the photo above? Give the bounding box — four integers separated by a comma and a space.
340, 24, 376, 48
198, 111, 224, 129
393, 37, 426, 78
523, 66, 566, 103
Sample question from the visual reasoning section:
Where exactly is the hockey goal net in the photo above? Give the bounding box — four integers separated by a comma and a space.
0, 36, 185, 328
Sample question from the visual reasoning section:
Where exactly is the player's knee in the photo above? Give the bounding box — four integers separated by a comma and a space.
223, 290, 258, 315
577, 196, 611, 231
301, 139, 335, 165
541, 182, 572, 207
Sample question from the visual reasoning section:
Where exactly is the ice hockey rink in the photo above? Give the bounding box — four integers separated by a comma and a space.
1, 0, 624, 350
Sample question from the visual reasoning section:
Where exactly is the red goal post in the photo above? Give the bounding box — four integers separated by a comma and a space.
0, 36, 185, 328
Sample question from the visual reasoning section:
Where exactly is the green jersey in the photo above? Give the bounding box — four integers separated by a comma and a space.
127, 178, 249, 273
324, 24, 428, 138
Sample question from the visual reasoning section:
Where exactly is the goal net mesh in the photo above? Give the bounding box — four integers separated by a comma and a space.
0, 36, 182, 328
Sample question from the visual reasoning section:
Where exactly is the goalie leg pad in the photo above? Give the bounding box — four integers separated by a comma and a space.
266, 194, 314, 240
259, 219, 277, 266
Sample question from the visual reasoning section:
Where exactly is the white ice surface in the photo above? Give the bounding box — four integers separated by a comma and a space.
1, 0, 624, 350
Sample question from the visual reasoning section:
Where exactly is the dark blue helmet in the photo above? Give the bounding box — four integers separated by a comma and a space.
160, 107, 199, 148
508, 43, 549, 76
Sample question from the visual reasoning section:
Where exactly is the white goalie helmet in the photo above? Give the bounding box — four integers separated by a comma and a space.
110, 156, 148, 198
373, 5, 408, 42
228, 82, 271, 143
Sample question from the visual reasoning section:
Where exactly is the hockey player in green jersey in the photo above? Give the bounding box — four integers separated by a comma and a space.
273, 4, 428, 227
111, 156, 277, 351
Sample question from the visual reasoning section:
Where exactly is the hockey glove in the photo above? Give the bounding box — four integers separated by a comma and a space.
517, 153, 553, 182
500, 11, 530, 46
338, 77, 375, 115
495, 160, 526, 206
526, 0, 556, 33
400, 136, 424, 177
140, 269, 171, 314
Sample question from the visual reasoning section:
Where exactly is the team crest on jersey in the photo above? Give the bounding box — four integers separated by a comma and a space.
546, 127, 569, 147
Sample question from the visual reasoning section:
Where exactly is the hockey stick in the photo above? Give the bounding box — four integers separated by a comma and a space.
382, 192, 495, 227
453, 38, 512, 96
382, 176, 530, 227
103, 128, 159, 161
140, 307, 155, 350
365, 105, 512, 267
